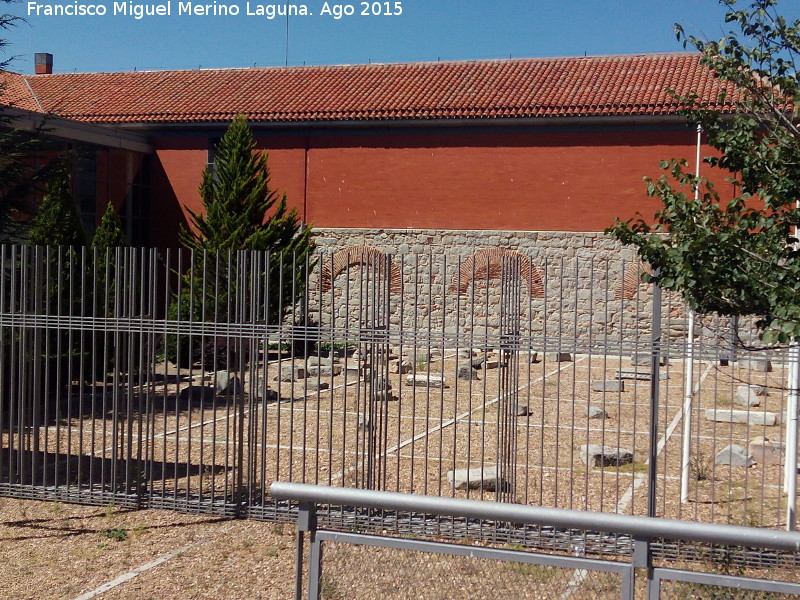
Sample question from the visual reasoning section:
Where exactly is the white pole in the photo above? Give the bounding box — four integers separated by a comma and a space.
680, 310, 696, 503
680, 125, 702, 504
785, 346, 798, 530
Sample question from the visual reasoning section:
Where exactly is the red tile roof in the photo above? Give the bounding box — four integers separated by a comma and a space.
3, 54, 737, 125
0, 71, 42, 113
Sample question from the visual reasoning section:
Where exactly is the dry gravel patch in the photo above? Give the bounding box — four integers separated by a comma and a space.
0, 498, 297, 599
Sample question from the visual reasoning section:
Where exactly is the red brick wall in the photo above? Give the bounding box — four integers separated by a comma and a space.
151, 137, 207, 246
150, 127, 725, 246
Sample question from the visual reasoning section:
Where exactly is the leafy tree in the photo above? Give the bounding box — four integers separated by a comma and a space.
607, 0, 800, 343
27, 169, 85, 246
170, 115, 314, 367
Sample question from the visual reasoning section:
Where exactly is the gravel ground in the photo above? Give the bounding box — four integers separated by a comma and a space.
0, 498, 298, 600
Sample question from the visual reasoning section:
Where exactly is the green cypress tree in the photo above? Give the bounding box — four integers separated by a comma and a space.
170, 115, 314, 367
27, 169, 85, 247
89, 202, 129, 380
179, 114, 313, 258
92, 201, 128, 249
91, 201, 127, 315
22, 169, 86, 395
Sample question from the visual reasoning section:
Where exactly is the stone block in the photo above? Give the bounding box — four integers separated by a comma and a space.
406, 374, 446, 388
256, 378, 279, 402
344, 365, 365, 378
298, 380, 329, 392
704, 409, 777, 426
370, 378, 395, 401
456, 362, 479, 380
586, 406, 609, 419
307, 356, 336, 366
547, 352, 572, 363
408, 351, 431, 363
715, 444, 755, 467
579, 444, 633, 468
483, 358, 507, 369
748, 437, 785, 466
514, 403, 531, 416
592, 380, 625, 393
307, 365, 342, 378
213, 371, 242, 395
735, 385, 766, 408
179, 385, 216, 402
630, 353, 668, 366
738, 358, 773, 372
275, 365, 307, 382
447, 466, 506, 492
390, 359, 412, 374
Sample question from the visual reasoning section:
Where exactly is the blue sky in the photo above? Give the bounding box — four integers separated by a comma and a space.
1, 0, 744, 74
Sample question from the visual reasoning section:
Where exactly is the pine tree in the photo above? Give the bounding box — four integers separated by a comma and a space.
170, 115, 314, 367
22, 169, 86, 394
92, 201, 128, 249
89, 203, 129, 381
27, 169, 85, 247
179, 114, 313, 258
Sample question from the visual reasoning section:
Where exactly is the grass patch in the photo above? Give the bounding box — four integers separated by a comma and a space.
101, 528, 128, 542
607, 461, 648, 474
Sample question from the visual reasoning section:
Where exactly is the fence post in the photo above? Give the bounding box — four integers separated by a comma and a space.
296, 501, 317, 600
632, 537, 652, 600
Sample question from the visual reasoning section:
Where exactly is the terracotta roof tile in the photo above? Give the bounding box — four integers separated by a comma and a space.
0, 70, 41, 112
2, 54, 737, 125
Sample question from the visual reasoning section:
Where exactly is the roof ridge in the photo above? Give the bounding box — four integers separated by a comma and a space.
22, 52, 700, 78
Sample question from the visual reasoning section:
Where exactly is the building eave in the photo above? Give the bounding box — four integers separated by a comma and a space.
112, 113, 695, 133
3, 106, 153, 154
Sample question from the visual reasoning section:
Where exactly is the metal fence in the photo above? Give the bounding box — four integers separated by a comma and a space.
1, 243, 798, 541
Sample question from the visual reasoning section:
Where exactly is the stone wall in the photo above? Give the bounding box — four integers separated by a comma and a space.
312, 229, 628, 262
306, 229, 658, 354
304, 228, 735, 358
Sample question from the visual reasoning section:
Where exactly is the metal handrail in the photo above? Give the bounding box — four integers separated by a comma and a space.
270, 481, 800, 552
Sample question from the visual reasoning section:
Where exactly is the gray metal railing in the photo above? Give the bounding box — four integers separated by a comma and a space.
272, 482, 800, 599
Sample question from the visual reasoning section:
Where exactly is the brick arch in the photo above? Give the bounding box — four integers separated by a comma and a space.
615, 259, 687, 320
449, 248, 545, 299
320, 245, 402, 293
616, 260, 652, 301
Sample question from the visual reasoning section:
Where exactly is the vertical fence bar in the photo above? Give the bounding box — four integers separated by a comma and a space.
498, 254, 521, 503
647, 273, 663, 519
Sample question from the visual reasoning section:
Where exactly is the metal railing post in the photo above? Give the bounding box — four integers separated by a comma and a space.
296, 501, 318, 600
632, 537, 651, 600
